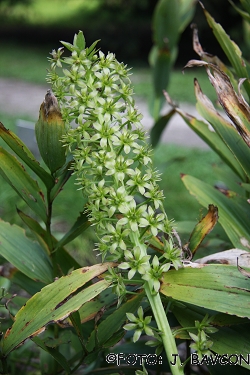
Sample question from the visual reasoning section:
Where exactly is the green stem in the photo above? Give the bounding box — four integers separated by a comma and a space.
144, 284, 183, 375
46, 188, 58, 277
46, 189, 54, 252
130, 233, 184, 375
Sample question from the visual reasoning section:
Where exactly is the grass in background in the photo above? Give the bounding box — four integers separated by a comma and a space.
0, 112, 17, 134
131, 67, 217, 105
0, 43, 51, 85
153, 144, 228, 221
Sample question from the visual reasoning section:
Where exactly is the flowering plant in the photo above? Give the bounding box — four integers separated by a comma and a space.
48, 31, 184, 374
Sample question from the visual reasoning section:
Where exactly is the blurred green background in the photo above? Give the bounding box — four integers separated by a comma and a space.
0, 0, 245, 63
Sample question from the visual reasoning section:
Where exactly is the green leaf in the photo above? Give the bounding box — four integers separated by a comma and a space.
175, 106, 246, 181
0, 122, 55, 190
172, 303, 250, 371
189, 76, 250, 180
148, 94, 165, 120
153, 48, 172, 98
229, 0, 250, 22
179, 0, 196, 33
102, 329, 125, 348
60, 41, 74, 52
9, 270, 45, 295
73, 30, 85, 51
3, 263, 114, 355
86, 39, 100, 57
182, 175, 250, 249
207, 361, 250, 375
69, 311, 84, 347
50, 162, 73, 201
54, 247, 81, 274
160, 264, 250, 318
212, 312, 250, 326
241, 0, 250, 14
17, 209, 81, 273
211, 165, 243, 195
86, 291, 144, 352
43, 330, 73, 348
0, 276, 11, 291
55, 211, 90, 250
202, 4, 250, 98
0, 220, 53, 284
241, 182, 250, 192
211, 325, 250, 370
150, 109, 175, 147
0, 147, 47, 222
152, 0, 180, 50
17, 208, 52, 252
77, 288, 118, 324
32, 336, 71, 373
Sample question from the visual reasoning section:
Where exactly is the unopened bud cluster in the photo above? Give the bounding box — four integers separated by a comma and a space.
47, 32, 182, 287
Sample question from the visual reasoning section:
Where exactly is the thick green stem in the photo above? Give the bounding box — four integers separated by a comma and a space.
144, 284, 183, 375
130, 233, 184, 375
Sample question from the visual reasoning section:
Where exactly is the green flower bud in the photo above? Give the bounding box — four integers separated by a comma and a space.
35, 90, 66, 173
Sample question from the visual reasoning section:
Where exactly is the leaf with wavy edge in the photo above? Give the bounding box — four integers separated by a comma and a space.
3, 263, 115, 355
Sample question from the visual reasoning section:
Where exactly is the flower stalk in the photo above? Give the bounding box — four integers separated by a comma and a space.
47, 31, 183, 374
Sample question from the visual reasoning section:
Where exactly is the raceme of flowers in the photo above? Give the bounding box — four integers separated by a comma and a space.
47, 33, 182, 288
